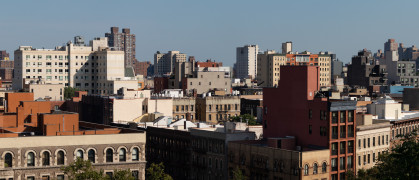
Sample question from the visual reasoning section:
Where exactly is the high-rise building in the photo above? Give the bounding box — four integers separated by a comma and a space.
13, 37, 138, 95
282, 41, 292, 54
263, 66, 357, 180
134, 61, 152, 76
0, 57, 14, 81
105, 27, 136, 68
0, 50, 10, 60
154, 51, 187, 75
347, 49, 388, 88
236, 45, 258, 79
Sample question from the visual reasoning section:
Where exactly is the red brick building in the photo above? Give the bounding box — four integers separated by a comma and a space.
263, 66, 357, 180
154, 76, 169, 93
134, 61, 152, 76
196, 59, 223, 67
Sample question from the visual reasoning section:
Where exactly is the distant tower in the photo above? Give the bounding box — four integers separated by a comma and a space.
236, 45, 259, 79
282, 41, 292, 54
105, 27, 137, 68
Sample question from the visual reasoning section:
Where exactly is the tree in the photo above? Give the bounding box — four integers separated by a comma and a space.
232, 166, 247, 180
229, 114, 260, 125
146, 162, 173, 180
61, 158, 135, 180
64, 87, 80, 100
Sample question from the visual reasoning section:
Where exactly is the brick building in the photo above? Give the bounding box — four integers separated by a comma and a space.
105, 27, 136, 68
196, 59, 223, 68
134, 61, 152, 76
0, 50, 9, 60
263, 66, 357, 180
0, 92, 146, 180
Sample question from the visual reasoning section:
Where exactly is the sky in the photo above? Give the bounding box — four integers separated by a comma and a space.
1, 0, 419, 66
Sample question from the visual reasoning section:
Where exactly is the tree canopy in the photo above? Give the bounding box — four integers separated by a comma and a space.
146, 162, 173, 180
229, 114, 260, 125
64, 87, 80, 100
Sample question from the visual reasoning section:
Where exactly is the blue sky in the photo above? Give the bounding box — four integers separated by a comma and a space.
1, 0, 418, 66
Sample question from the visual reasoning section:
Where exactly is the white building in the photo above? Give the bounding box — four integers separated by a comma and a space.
236, 45, 258, 79
13, 37, 137, 95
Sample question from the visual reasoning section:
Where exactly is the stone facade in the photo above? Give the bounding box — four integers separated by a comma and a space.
196, 96, 240, 124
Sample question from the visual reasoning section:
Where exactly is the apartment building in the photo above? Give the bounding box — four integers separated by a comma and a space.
0, 50, 9, 60
347, 49, 388, 88
263, 66, 357, 180
105, 27, 136, 68
134, 61, 151, 76
257, 51, 332, 87
235, 45, 258, 79
154, 51, 187, 75
13, 37, 137, 95
0, 57, 14, 81
28, 81, 64, 101
355, 114, 391, 170
183, 71, 232, 95
228, 138, 330, 180
196, 95, 240, 124
0, 92, 146, 180
173, 97, 196, 121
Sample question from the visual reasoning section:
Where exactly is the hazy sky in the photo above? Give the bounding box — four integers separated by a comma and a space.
1, 0, 419, 66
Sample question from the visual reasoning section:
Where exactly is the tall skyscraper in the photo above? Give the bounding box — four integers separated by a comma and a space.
105, 27, 136, 68
235, 45, 258, 79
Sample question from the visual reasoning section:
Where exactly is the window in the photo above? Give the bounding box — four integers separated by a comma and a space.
106, 149, 113, 162
373, 137, 375, 146
88, 149, 95, 163
4, 153, 12, 168
332, 112, 338, 123
57, 175, 64, 180
313, 163, 318, 174
368, 154, 370, 164
340, 125, 346, 138
132, 170, 139, 180
340, 141, 346, 154
309, 109, 312, 119
106, 172, 113, 179
331, 142, 338, 155
132, 148, 139, 161
348, 140, 354, 153
363, 138, 366, 148
27, 177, 35, 180
340, 111, 346, 123
332, 126, 338, 139
119, 148, 126, 162
340, 157, 345, 170
27, 152, 35, 166
358, 156, 361, 166
76, 150, 83, 159
304, 164, 309, 175
322, 162, 327, 173
331, 158, 337, 171
348, 111, 354, 122
373, 153, 376, 162
42, 175, 50, 180
368, 138, 370, 147
42, 151, 50, 166
57, 151, 65, 165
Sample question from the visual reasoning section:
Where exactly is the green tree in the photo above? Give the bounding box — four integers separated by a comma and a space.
229, 114, 260, 125
146, 162, 173, 180
232, 166, 247, 180
64, 87, 80, 100
109, 169, 136, 180
61, 158, 104, 180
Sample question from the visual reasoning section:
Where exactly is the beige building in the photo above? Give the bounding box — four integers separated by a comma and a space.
173, 97, 196, 121
257, 50, 286, 87
184, 71, 231, 95
196, 95, 240, 124
228, 139, 330, 180
28, 82, 64, 101
367, 96, 403, 120
154, 51, 187, 75
13, 37, 138, 95
356, 114, 391, 171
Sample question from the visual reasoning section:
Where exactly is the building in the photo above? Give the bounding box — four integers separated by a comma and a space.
134, 61, 152, 76
196, 95, 240, 124
196, 59, 223, 68
355, 114, 391, 170
0, 58, 14, 81
173, 97, 196, 121
154, 51, 187, 75
228, 139, 330, 180
282, 42, 292, 54
263, 66, 357, 180
235, 45, 258, 79
257, 50, 332, 87
28, 81, 64, 101
182, 70, 232, 95
403, 88, 419, 110
0, 50, 9, 60
331, 59, 343, 82
105, 27, 136, 68
347, 49, 388, 88
0, 92, 146, 180
13, 37, 138, 95
240, 96, 262, 118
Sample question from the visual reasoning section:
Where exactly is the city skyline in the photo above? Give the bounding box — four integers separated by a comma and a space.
2, 0, 419, 66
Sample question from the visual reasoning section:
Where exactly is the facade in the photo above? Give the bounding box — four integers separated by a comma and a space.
105, 27, 136, 68
403, 88, 419, 110
263, 66, 357, 180
0, 92, 146, 180
196, 96, 240, 124
183, 71, 231, 95
196, 59, 222, 68
0, 59, 14, 81
0, 50, 9, 60
347, 49, 388, 88
228, 140, 330, 180
240, 97, 262, 118
331, 59, 343, 82
282, 42, 292, 54
236, 45, 258, 79
154, 51, 187, 75
355, 114, 391, 171
28, 83, 64, 101
134, 61, 151, 76
173, 97, 196, 121
13, 38, 137, 95
257, 51, 332, 87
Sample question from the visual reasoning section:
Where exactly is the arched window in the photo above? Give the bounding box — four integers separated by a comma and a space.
119, 148, 126, 162
132, 148, 139, 161
27, 152, 35, 166
322, 162, 327, 173
57, 151, 65, 165
304, 164, 309, 175
42, 151, 50, 166
76, 150, 83, 160
106, 149, 113, 163
313, 163, 318, 174
88, 149, 95, 163
4, 153, 13, 168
